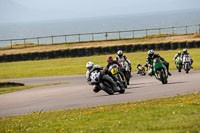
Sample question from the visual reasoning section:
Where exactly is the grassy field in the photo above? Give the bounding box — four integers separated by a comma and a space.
0, 33, 200, 56
0, 82, 69, 94
0, 91, 199, 133
0, 48, 200, 79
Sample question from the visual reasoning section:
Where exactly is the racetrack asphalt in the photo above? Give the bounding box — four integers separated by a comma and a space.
0, 70, 200, 117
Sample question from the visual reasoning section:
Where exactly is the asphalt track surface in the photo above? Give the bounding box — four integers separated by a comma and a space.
1, 70, 200, 117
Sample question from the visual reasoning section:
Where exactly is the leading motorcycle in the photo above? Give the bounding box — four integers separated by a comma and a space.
90, 70, 124, 95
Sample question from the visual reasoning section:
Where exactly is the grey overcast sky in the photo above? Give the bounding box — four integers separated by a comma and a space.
1, 0, 200, 22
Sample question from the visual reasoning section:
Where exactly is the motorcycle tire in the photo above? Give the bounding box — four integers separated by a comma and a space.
119, 87, 125, 94
142, 71, 146, 76
123, 71, 129, 85
185, 63, 189, 74
160, 69, 167, 84
126, 72, 130, 85
101, 81, 114, 95
124, 81, 128, 88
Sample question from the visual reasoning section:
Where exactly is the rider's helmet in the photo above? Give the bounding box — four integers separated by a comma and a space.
148, 50, 154, 57
86, 61, 94, 71
183, 49, 187, 54
178, 51, 181, 56
107, 56, 114, 64
137, 63, 141, 67
117, 50, 123, 57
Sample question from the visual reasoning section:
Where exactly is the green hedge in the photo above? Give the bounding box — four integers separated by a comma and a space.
0, 40, 200, 62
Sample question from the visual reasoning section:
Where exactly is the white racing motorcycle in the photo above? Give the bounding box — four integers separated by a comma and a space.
120, 61, 131, 85
182, 54, 192, 74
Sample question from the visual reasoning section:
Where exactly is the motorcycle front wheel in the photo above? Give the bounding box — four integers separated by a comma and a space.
101, 81, 114, 95
185, 63, 190, 74
159, 69, 168, 84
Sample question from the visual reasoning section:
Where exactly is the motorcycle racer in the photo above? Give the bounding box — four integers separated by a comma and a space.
86, 61, 120, 93
145, 50, 172, 76
173, 51, 182, 64
115, 50, 132, 72
106, 56, 126, 84
181, 49, 193, 68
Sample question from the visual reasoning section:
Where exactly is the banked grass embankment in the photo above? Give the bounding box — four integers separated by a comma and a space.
1, 33, 200, 56
0, 48, 200, 79
0, 91, 200, 133
0, 33, 200, 55
0, 34, 200, 62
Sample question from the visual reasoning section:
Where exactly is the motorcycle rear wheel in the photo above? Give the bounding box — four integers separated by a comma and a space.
119, 87, 125, 94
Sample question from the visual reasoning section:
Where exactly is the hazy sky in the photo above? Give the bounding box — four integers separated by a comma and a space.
1, 0, 200, 22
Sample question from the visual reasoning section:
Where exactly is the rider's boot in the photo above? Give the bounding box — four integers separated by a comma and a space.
168, 71, 172, 76
93, 86, 101, 93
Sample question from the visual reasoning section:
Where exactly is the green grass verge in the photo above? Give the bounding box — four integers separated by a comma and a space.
0, 82, 69, 94
0, 48, 200, 79
0, 92, 200, 133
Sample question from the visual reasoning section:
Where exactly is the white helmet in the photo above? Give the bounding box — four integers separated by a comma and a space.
86, 61, 94, 71
117, 50, 123, 57
148, 50, 154, 57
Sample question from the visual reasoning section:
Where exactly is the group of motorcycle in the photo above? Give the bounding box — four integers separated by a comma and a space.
137, 49, 193, 85
87, 62, 131, 95
137, 58, 169, 84
86, 51, 132, 95
86, 49, 193, 95
175, 55, 192, 73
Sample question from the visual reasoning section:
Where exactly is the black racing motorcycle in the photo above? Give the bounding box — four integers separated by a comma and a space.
89, 70, 124, 95
109, 64, 127, 90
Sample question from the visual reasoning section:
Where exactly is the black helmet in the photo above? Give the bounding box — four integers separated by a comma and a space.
183, 49, 187, 54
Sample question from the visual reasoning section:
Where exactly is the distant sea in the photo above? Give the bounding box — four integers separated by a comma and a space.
0, 9, 200, 46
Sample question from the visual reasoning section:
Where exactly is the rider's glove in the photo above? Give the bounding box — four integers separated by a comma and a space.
87, 80, 92, 85
148, 64, 152, 68
103, 67, 108, 71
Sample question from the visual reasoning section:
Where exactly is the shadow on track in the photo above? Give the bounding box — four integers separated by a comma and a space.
96, 91, 133, 97
167, 81, 187, 85
130, 81, 155, 86
126, 86, 141, 89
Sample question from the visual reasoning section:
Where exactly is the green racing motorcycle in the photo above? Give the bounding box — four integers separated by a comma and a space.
153, 58, 168, 84
175, 57, 182, 72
